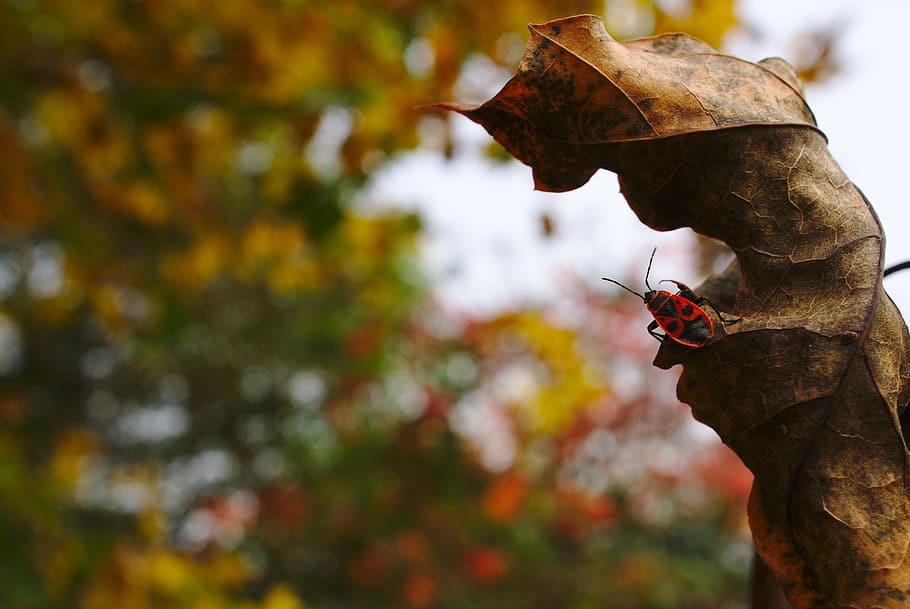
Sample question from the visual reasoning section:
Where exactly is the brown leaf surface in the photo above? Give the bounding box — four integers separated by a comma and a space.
432, 15, 817, 193
433, 14, 910, 609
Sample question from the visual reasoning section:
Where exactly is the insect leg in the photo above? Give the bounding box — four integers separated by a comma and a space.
694, 297, 741, 324
647, 320, 665, 342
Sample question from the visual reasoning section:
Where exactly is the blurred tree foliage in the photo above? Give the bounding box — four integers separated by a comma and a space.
0, 1, 758, 608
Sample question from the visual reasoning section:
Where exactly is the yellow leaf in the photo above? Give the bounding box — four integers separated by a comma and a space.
260, 584, 307, 609
148, 550, 192, 594
653, 0, 737, 49
49, 428, 99, 491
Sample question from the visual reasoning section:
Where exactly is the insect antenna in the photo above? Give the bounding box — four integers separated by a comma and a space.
601, 277, 645, 300
643, 247, 657, 291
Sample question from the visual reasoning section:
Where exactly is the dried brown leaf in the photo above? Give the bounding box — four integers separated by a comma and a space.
433, 14, 910, 608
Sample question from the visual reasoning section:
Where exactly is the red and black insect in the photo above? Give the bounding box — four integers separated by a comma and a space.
602, 248, 738, 348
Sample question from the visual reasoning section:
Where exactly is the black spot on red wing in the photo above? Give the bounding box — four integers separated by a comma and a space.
678, 303, 696, 318
661, 318, 681, 334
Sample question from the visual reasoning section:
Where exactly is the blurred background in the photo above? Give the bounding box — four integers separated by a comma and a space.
0, 1, 896, 608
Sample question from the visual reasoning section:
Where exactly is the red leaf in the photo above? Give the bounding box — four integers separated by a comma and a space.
482, 472, 527, 523
464, 547, 508, 583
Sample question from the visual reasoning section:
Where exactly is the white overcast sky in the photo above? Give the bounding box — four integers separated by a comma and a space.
361, 0, 910, 319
